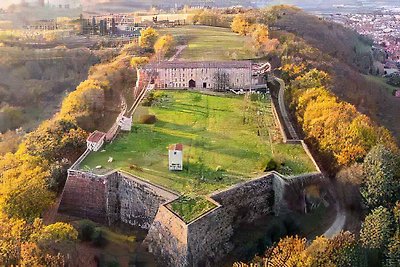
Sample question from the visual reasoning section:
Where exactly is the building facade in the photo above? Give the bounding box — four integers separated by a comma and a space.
168, 143, 183, 171
87, 131, 106, 152
142, 61, 254, 90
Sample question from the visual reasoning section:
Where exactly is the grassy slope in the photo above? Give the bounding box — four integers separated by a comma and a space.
363, 74, 398, 94
81, 91, 315, 195
159, 25, 254, 61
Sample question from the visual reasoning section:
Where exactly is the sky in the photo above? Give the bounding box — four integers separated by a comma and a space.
1, 0, 398, 10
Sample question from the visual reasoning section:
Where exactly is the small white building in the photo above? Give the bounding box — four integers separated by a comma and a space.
118, 115, 133, 131
87, 130, 106, 152
168, 143, 183, 171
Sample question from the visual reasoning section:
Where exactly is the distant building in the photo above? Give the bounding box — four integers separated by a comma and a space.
80, 15, 143, 41
168, 143, 183, 171
87, 131, 106, 152
23, 19, 57, 30
142, 61, 270, 91
143, 61, 253, 90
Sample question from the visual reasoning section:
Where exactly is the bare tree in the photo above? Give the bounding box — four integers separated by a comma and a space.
213, 69, 230, 91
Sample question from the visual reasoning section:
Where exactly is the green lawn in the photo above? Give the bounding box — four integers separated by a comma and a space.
363, 74, 398, 95
81, 90, 315, 196
159, 25, 255, 61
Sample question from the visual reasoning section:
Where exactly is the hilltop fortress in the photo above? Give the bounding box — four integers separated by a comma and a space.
58, 60, 323, 266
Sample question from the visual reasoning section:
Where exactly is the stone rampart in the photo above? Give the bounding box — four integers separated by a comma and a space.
59, 170, 108, 223
145, 205, 189, 267
59, 170, 178, 229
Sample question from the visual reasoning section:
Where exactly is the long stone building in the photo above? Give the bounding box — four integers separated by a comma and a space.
142, 60, 263, 90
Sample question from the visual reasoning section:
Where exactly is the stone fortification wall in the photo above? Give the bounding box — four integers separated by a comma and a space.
186, 202, 233, 267
145, 205, 189, 267
59, 170, 108, 223
145, 174, 277, 267
108, 173, 177, 229
211, 173, 275, 225
59, 170, 177, 229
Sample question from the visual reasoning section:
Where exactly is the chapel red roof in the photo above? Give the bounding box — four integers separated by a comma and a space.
169, 143, 183, 151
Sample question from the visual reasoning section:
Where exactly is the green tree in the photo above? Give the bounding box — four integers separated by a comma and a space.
361, 145, 400, 208
360, 206, 394, 250
385, 230, 400, 267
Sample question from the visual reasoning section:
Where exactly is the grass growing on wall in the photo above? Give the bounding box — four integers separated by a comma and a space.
81, 90, 315, 196
168, 196, 217, 223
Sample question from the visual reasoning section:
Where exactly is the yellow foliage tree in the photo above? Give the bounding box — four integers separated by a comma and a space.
0, 217, 76, 266
154, 34, 174, 58
231, 14, 252, 36
139, 27, 159, 49
130, 56, 150, 68
251, 24, 269, 55
0, 154, 54, 220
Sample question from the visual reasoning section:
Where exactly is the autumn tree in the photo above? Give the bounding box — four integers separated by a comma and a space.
290, 69, 331, 91
130, 56, 150, 68
251, 24, 270, 55
0, 131, 22, 156
385, 230, 400, 267
263, 236, 311, 266
0, 153, 54, 220
139, 27, 159, 50
306, 232, 367, 267
154, 34, 174, 58
231, 14, 252, 36
0, 217, 77, 266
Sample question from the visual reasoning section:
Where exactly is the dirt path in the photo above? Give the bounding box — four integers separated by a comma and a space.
169, 45, 187, 61
323, 204, 346, 237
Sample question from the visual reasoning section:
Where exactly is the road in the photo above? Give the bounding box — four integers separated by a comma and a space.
274, 77, 299, 140
323, 206, 346, 238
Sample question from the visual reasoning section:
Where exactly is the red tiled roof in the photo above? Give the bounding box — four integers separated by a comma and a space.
144, 60, 252, 70
169, 143, 183, 151
87, 130, 106, 143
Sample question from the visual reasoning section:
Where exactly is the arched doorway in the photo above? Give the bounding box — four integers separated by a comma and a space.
188, 79, 196, 88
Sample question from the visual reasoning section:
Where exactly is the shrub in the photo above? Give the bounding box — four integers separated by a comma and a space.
92, 228, 107, 247
139, 114, 157, 124
264, 159, 278, 172
77, 220, 95, 242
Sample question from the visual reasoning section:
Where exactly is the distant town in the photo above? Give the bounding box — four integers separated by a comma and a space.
325, 9, 400, 63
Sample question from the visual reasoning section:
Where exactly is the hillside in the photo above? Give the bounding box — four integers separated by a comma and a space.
0, 46, 98, 133
159, 26, 254, 61
269, 7, 400, 143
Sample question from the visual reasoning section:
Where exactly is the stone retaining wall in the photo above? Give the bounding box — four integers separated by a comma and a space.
59, 170, 108, 223
58, 170, 178, 229
145, 205, 189, 267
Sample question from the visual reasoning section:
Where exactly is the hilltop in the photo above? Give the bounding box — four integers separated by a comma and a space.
81, 90, 315, 195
